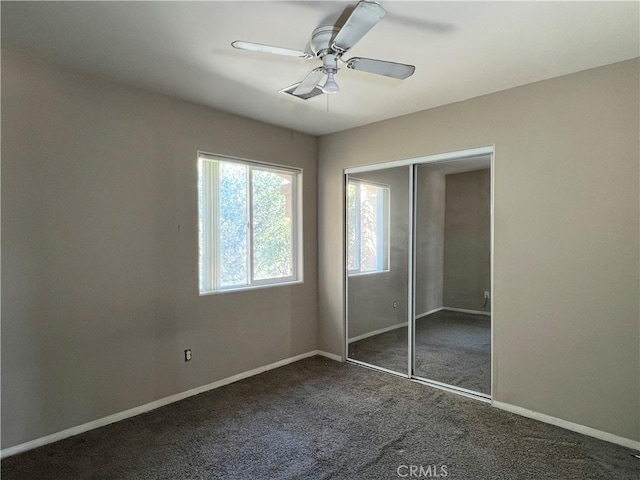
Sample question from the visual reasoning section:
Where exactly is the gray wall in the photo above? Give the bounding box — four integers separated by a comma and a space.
443, 169, 491, 312
347, 167, 409, 339
3, 49, 639, 450
1, 51, 318, 449
318, 59, 640, 442
414, 168, 446, 316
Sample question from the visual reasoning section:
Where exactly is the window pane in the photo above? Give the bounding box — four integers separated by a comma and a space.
219, 162, 248, 287
359, 184, 381, 272
347, 180, 389, 275
347, 183, 357, 271
199, 154, 301, 294
252, 169, 293, 280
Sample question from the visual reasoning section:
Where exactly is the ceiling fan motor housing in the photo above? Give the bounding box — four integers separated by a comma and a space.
311, 26, 340, 56
311, 26, 341, 73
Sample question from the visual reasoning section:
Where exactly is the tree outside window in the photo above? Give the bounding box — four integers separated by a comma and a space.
199, 154, 302, 293
347, 179, 390, 275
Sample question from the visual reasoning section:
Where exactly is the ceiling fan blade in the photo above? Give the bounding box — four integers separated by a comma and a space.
346, 57, 415, 79
293, 68, 326, 95
280, 83, 325, 100
332, 1, 386, 53
231, 41, 313, 59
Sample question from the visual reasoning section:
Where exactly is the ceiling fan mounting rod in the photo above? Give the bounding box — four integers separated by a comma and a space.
322, 53, 338, 74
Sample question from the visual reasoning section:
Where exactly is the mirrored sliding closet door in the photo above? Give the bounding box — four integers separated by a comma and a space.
413, 159, 491, 396
346, 166, 410, 375
345, 148, 493, 399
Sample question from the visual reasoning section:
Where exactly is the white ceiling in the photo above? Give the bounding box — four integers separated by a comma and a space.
2, 1, 638, 136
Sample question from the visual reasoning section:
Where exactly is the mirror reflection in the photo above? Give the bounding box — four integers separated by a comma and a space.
413, 159, 491, 394
347, 166, 409, 374
345, 155, 492, 396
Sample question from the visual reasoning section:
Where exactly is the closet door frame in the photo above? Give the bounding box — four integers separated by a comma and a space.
344, 145, 495, 402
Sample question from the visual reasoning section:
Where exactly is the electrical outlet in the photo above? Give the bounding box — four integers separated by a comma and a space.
393, 301, 397, 308
184, 349, 192, 362
484, 291, 491, 300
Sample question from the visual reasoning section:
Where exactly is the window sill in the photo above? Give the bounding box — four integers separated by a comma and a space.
199, 279, 304, 296
347, 269, 390, 278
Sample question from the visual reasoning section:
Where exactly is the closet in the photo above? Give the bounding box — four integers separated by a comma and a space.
345, 147, 493, 399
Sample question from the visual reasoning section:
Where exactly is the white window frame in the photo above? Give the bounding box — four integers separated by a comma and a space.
347, 178, 390, 276
198, 152, 303, 294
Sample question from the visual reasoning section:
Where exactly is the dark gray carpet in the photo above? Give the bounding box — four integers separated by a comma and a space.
348, 322, 409, 374
349, 310, 491, 394
2, 357, 638, 479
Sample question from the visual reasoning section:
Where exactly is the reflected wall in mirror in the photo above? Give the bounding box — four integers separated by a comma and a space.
414, 158, 491, 394
347, 166, 409, 374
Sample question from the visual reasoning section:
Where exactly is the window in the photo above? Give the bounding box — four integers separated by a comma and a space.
198, 153, 303, 294
347, 178, 390, 275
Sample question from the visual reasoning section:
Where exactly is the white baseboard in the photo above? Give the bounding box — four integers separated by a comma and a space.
0, 349, 340, 459
348, 322, 407, 343
493, 401, 640, 451
7, 352, 636, 458
443, 307, 491, 317
414, 307, 444, 320
315, 350, 343, 362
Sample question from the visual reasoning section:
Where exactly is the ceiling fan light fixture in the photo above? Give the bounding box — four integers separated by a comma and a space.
322, 72, 340, 93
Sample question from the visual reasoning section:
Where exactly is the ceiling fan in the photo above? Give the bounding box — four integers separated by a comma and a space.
231, 1, 416, 100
